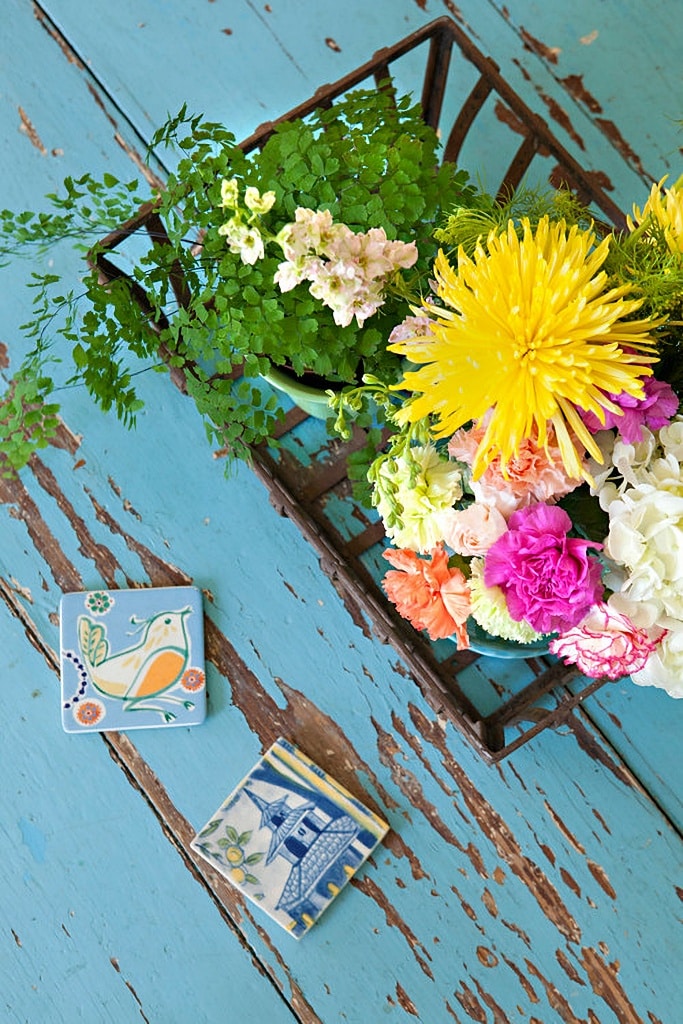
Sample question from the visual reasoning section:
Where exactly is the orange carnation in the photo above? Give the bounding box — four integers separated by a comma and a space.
382, 544, 471, 647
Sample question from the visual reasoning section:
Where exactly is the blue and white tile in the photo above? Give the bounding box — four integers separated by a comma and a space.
191, 738, 389, 938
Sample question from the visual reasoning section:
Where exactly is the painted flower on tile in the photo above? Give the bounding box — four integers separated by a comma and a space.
84, 591, 115, 616
213, 825, 264, 886
73, 698, 106, 727
181, 667, 205, 692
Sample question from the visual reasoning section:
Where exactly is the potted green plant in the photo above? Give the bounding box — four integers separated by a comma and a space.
0, 86, 472, 473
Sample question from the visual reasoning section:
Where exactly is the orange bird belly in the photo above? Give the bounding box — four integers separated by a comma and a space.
133, 650, 186, 697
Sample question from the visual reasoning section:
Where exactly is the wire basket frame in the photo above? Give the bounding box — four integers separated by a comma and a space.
91, 16, 621, 762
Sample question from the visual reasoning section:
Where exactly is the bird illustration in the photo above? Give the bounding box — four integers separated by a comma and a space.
77, 606, 195, 719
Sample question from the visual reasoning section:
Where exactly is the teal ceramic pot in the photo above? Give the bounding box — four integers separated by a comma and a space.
466, 618, 552, 658
261, 365, 336, 420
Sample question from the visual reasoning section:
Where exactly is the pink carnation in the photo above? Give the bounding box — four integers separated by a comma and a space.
484, 503, 604, 635
580, 376, 679, 443
549, 604, 661, 679
388, 314, 433, 346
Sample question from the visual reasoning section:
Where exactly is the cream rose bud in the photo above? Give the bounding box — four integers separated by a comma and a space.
439, 503, 507, 556
631, 624, 683, 698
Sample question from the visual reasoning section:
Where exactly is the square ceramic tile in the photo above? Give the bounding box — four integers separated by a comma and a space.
191, 738, 389, 938
60, 585, 206, 733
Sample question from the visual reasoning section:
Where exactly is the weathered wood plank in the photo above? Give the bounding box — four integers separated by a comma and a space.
35, 0, 682, 207
2, 379, 681, 1022
0, 593, 305, 1024
1, 1, 682, 1022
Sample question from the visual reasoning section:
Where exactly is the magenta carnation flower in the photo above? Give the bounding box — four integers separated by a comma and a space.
580, 376, 679, 443
484, 503, 604, 634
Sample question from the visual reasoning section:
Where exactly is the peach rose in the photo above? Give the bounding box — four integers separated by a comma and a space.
439, 503, 508, 556
382, 544, 471, 647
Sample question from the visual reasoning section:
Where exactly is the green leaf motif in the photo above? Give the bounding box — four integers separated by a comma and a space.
197, 819, 222, 838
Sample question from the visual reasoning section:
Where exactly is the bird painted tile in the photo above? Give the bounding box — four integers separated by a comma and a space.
60, 585, 206, 733
191, 738, 389, 938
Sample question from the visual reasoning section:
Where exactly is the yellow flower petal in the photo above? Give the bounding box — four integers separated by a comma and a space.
629, 176, 683, 254
390, 217, 658, 481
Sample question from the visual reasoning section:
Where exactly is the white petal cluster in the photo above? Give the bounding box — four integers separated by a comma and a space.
596, 415, 683, 694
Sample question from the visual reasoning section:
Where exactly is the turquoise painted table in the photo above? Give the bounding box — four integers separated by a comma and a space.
1, 2, 681, 1021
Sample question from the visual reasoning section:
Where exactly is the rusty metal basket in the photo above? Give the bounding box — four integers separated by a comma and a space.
92, 16, 622, 762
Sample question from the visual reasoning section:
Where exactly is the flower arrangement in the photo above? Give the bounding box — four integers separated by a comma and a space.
0, 88, 470, 471
2, 66, 682, 701
331, 176, 683, 698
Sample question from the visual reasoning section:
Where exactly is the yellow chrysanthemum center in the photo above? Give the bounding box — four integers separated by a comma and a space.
628, 176, 683, 254
390, 216, 658, 481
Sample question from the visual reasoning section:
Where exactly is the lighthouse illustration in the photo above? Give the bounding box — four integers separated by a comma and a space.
244, 787, 362, 926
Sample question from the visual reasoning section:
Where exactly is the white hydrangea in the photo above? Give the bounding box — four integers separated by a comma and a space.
631, 623, 683, 698
606, 475, 683, 629
658, 415, 683, 460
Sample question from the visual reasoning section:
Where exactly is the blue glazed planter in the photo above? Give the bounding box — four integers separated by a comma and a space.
261, 365, 335, 420
466, 618, 552, 658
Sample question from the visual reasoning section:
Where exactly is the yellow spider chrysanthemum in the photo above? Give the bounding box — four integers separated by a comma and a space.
628, 176, 683, 254
390, 216, 658, 481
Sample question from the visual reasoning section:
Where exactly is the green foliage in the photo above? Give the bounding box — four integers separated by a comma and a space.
0, 365, 61, 474
434, 183, 592, 255
558, 484, 610, 544
0, 87, 470, 469
602, 222, 683, 391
